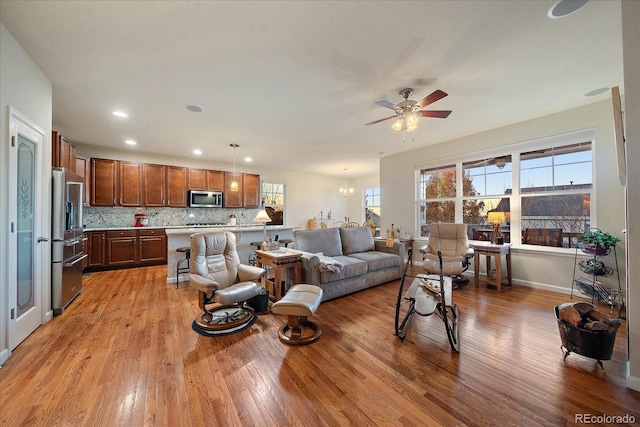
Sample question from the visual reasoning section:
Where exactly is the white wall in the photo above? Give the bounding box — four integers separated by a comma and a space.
0, 23, 53, 364
621, 0, 640, 392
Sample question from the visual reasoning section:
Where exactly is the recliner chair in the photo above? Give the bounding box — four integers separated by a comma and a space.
419, 223, 474, 285
189, 231, 265, 331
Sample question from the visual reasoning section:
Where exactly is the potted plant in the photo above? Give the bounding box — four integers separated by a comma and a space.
369, 221, 379, 237
581, 229, 620, 256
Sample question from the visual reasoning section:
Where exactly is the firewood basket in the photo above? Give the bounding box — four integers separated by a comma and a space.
554, 304, 621, 370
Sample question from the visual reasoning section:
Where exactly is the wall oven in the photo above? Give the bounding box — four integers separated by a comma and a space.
188, 190, 223, 208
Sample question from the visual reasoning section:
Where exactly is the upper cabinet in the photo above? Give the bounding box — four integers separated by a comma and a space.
206, 170, 225, 191
242, 173, 260, 208
166, 166, 188, 207
52, 131, 76, 172
142, 164, 188, 208
88, 157, 256, 208
143, 163, 166, 207
189, 168, 225, 192
224, 172, 260, 208
90, 158, 142, 207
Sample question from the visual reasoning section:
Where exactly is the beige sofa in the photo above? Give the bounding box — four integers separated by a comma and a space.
292, 227, 405, 301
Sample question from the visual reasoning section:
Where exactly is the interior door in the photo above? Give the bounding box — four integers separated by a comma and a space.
8, 108, 46, 350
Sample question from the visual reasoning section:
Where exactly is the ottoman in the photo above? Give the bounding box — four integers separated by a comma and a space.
271, 284, 323, 345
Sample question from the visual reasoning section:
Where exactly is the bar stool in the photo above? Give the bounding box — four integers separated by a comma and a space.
280, 239, 293, 248
248, 241, 263, 266
176, 246, 191, 288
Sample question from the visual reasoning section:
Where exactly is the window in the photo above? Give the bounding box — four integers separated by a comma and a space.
262, 182, 285, 225
417, 138, 592, 249
520, 142, 592, 248
419, 164, 456, 235
364, 187, 380, 225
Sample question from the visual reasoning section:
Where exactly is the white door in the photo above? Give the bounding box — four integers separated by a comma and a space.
8, 108, 46, 350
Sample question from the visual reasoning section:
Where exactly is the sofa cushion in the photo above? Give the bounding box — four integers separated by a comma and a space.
293, 228, 343, 257
339, 226, 375, 255
317, 255, 367, 284
348, 251, 402, 271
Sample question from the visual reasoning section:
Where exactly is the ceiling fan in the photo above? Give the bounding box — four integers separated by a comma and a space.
365, 88, 452, 132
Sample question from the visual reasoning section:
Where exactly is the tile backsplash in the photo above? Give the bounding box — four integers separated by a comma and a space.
83, 207, 260, 229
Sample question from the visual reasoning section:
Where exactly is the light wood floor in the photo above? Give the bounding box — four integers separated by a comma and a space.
1, 265, 638, 426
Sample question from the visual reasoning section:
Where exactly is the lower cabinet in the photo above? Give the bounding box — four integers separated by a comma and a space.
84, 228, 167, 271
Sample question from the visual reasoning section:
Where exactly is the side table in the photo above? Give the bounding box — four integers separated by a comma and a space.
255, 249, 302, 301
471, 243, 512, 292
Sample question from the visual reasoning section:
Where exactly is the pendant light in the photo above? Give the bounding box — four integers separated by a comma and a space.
339, 168, 354, 197
230, 143, 239, 192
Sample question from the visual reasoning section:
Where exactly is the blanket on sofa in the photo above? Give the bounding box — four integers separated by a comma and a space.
317, 254, 343, 273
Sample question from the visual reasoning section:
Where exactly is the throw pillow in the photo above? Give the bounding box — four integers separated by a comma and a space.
339, 226, 375, 255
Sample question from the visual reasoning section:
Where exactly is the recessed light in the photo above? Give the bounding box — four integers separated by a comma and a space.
376, 151, 385, 156
244, 157, 252, 162
125, 139, 137, 145
113, 111, 128, 118
584, 87, 609, 97
193, 149, 202, 155
186, 105, 203, 113
548, 0, 590, 19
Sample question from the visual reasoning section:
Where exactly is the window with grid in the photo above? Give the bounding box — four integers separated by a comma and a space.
261, 182, 285, 225
416, 139, 593, 248
364, 187, 380, 226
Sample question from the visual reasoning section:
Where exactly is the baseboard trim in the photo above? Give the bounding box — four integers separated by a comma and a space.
626, 362, 640, 392
0, 348, 10, 366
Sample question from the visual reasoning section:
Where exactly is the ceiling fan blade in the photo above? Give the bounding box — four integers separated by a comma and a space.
375, 100, 400, 110
418, 110, 452, 118
416, 89, 448, 108
365, 115, 396, 126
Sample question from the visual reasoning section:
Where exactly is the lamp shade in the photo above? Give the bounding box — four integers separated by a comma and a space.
487, 211, 506, 224
254, 209, 272, 223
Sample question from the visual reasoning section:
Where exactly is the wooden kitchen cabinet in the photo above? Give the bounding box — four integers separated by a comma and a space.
188, 168, 207, 190
206, 170, 225, 191
166, 166, 188, 207
143, 163, 166, 206
224, 172, 243, 208
85, 231, 106, 269
52, 131, 76, 172
119, 161, 143, 206
224, 172, 260, 208
138, 229, 167, 263
91, 158, 118, 206
90, 158, 142, 207
189, 168, 225, 192
106, 230, 138, 267
242, 173, 261, 208
84, 228, 167, 271
75, 156, 90, 206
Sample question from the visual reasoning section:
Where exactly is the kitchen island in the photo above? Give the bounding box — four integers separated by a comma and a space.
166, 225, 298, 284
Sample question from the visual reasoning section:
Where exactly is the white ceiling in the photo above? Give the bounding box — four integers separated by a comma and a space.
0, 1, 623, 179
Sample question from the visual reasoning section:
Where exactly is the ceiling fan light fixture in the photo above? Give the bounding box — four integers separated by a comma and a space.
392, 118, 404, 131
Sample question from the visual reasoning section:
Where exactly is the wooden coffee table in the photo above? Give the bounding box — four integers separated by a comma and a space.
255, 248, 302, 301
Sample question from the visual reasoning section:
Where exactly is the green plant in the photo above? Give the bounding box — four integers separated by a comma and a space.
581, 229, 620, 248
369, 221, 379, 228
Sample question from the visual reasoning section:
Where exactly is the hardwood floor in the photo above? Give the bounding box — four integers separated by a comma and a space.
1, 265, 638, 426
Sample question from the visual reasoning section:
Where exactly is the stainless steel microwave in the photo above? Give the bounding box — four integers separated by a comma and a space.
188, 190, 223, 208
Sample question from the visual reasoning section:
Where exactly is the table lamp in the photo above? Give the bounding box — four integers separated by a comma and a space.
254, 208, 272, 244
487, 211, 506, 244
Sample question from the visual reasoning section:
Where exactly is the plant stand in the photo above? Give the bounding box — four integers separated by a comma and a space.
571, 244, 624, 318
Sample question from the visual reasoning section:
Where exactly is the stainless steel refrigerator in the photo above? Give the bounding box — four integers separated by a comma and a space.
52, 167, 86, 315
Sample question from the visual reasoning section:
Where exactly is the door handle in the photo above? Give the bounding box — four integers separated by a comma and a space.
37, 237, 49, 243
